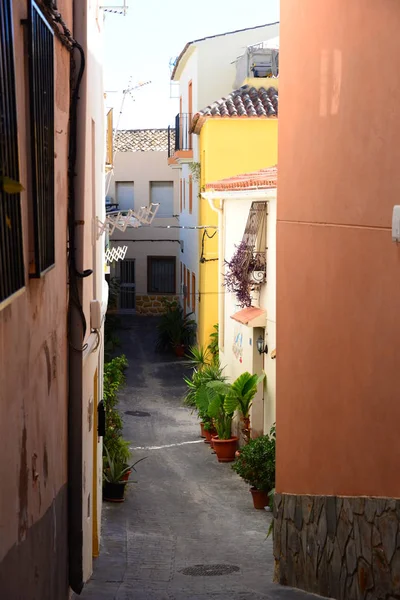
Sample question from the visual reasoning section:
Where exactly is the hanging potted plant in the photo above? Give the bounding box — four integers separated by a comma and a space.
224, 241, 266, 308
232, 425, 276, 509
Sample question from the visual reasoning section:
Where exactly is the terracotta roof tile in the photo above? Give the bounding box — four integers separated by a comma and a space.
114, 129, 174, 152
205, 166, 277, 192
191, 85, 278, 133
231, 306, 266, 326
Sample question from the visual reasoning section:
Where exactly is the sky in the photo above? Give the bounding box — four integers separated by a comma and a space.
103, 0, 280, 130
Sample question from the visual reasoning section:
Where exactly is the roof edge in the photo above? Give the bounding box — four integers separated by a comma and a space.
171, 21, 279, 81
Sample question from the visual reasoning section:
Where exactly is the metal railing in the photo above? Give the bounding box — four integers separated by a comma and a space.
168, 113, 192, 157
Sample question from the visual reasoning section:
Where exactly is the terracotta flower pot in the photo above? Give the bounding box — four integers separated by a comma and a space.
200, 422, 206, 438
212, 436, 238, 463
103, 481, 127, 503
203, 427, 216, 444
174, 344, 185, 357
210, 434, 218, 449
250, 487, 269, 509
121, 468, 132, 482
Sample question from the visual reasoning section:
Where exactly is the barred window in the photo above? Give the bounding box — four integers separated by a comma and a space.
28, 0, 55, 275
148, 257, 176, 294
0, 0, 25, 304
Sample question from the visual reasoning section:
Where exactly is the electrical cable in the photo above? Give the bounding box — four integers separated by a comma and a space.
200, 229, 218, 263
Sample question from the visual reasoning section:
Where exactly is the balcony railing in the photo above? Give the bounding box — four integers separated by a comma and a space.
168, 113, 192, 158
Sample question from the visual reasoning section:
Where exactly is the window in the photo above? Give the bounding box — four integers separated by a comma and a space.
116, 181, 134, 211
183, 178, 186, 210
187, 269, 191, 309
148, 257, 176, 294
179, 179, 182, 213
189, 176, 193, 214
150, 181, 173, 217
0, 0, 25, 304
192, 273, 196, 310
28, 0, 55, 275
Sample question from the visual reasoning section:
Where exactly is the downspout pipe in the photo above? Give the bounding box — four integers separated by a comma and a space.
68, 3, 90, 594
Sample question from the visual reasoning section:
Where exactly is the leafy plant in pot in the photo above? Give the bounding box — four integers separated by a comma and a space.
156, 299, 196, 355
103, 446, 147, 502
197, 382, 238, 462
225, 371, 266, 445
232, 425, 276, 509
183, 353, 226, 441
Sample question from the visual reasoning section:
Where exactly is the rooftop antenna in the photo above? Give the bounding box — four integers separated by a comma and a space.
100, 1, 129, 15
105, 77, 152, 194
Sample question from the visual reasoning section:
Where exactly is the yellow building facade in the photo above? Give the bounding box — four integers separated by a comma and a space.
195, 116, 278, 347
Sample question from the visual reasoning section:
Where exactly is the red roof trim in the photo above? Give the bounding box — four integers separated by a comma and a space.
205, 166, 277, 192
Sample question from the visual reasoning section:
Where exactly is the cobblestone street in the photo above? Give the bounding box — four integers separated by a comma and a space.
78, 316, 322, 600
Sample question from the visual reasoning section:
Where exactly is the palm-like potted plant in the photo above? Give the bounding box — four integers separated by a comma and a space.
232, 425, 276, 508
183, 353, 226, 441
224, 371, 265, 444
156, 299, 196, 356
103, 446, 147, 502
197, 381, 238, 462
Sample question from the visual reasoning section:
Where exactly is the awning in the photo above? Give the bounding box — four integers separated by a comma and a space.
230, 306, 266, 328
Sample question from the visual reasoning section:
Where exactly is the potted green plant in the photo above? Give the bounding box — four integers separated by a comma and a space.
197, 381, 238, 462
232, 425, 276, 509
183, 353, 226, 440
103, 446, 147, 503
156, 299, 196, 355
224, 371, 265, 444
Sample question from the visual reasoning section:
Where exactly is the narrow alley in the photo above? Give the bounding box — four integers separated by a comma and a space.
78, 317, 318, 600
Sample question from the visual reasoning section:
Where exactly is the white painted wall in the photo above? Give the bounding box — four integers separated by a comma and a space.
219, 191, 276, 438
74, 0, 107, 581
196, 23, 280, 109
109, 149, 180, 298
172, 24, 279, 326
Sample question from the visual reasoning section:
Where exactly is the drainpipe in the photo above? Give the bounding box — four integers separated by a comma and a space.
68, 2, 90, 594
203, 194, 225, 351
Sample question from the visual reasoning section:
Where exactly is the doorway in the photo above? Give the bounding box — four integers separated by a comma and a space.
119, 258, 136, 310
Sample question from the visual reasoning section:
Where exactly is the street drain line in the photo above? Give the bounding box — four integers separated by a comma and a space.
125, 410, 151, 417
180, 564, 240, 577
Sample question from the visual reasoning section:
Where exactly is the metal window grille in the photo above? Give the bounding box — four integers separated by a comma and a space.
28, 0, 55, 276
119, 259, 136, 309
241, 202, 267, 271
0, 0, 25, 304
148, 257, 176, 294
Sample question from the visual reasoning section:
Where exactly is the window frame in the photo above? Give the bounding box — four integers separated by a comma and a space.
147, 256, 176, 295
28, 0, 55, 277
0, 0, 25, 306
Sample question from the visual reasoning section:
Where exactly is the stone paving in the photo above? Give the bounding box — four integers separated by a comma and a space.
78, 316, 324, 600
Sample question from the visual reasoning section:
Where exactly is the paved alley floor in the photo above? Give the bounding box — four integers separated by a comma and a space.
79, 316, 322, 600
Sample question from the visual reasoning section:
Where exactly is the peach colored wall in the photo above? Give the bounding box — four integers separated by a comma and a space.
277, 0, 400, 497
0, 0, 71, 567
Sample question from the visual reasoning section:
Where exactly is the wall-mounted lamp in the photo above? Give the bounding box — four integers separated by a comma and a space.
256, 335, 268, 355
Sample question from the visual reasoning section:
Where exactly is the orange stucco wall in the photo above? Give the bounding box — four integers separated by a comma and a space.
277, 0, 400, 497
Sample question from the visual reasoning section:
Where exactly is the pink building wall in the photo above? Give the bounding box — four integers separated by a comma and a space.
0, 1, 72, 597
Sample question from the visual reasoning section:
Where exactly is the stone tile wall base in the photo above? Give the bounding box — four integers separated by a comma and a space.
135, 295, 179, 316
273, 493, 400, 600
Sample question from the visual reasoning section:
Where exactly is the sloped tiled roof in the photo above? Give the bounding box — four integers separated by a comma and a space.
191, 85, 278, 134
205, 166, 277, 192
114, 129, 174, 152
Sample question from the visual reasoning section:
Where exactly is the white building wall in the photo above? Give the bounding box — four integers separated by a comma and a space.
172, 24, 279, 327
109, 149, 180, 309
196, 23, 280, 108
219, 192, 276, 439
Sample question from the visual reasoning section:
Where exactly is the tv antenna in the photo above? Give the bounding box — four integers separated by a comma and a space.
105, 77, 152, 195
100, 1, 129, 15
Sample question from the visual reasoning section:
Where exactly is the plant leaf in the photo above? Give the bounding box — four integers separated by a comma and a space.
1, 176, 24, 194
